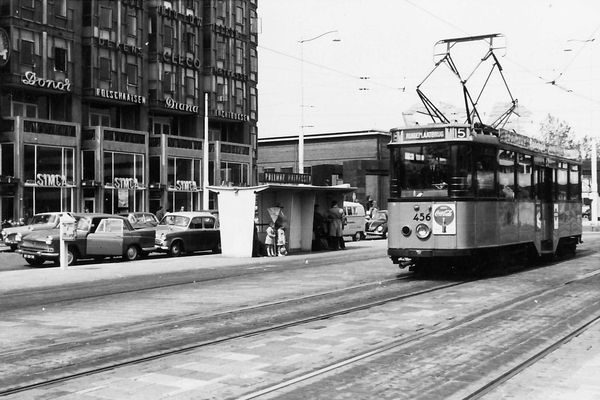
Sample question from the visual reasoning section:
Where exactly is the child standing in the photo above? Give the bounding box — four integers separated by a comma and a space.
265, 221, 276, 257
277, 226, 287, 256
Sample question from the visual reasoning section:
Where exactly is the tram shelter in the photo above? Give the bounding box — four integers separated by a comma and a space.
207, 184, 356, 257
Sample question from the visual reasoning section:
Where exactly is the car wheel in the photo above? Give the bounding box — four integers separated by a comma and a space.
55, 247, 78, 266
25, 257, 45, 266
353, 232, 362, 242
169, 241, 183, 257
124, 245, 139, 261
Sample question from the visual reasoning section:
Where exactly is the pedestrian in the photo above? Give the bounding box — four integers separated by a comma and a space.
265, 221, 276, 257
180, 206, 185, 212
312, 204, 329, 251
325, 200, 345, 250
155, 205, 165, 221
277, 225, 287, 256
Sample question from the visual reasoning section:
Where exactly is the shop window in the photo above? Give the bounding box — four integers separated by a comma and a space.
99, 57, 111, 81
54, 47, 67, 72
127, 63, 138, 86
99, 7, 112, 29
20, 39, 35, 65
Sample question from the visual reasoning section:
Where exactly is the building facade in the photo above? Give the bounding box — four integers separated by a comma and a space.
257, 130, 390, 209
0, 0, 258, 223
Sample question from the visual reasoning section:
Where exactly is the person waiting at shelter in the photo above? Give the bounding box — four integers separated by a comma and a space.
277, 225, 287, 256
312, 204, 329, 251
325, 200, 346, 250
265, 221, 276, 257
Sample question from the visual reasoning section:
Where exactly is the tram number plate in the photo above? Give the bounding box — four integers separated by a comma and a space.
413, 212, 431, 221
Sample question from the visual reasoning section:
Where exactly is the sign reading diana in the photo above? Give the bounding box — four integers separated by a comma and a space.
22, 71, 72, 92
165, 97, 199, 113
95, 88, 146, 104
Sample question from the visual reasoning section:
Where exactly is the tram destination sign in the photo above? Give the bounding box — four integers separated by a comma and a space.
391, 126, 470, 143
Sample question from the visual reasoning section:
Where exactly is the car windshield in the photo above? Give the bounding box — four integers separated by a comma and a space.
30, 214, 52, 224
160, 215, 190, 227
373, 211, 387, 220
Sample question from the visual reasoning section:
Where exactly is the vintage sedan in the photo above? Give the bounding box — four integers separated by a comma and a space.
154, 211, 221, 256
118, 212, 159, 230
16, 213, 156, 266
365, 209, 389, 239
1, 212, 69, 251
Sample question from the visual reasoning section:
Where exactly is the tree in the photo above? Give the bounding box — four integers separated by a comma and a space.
538, 114, 594, 159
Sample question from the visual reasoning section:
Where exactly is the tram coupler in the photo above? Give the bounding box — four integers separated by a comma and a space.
397, 257, 414, 269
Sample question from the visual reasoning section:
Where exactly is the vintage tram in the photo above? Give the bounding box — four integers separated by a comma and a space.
387, 123, 582, 272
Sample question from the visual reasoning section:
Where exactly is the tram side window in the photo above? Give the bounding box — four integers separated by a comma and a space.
474, 146, 496, 198
557, 163, 568, 200
498, 150, 515, 198
569, 164, 581, 201
517, 154, 534, 199
449, 145, 473, 198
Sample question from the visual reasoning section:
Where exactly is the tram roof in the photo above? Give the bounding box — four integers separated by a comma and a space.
388, 123, 580, 162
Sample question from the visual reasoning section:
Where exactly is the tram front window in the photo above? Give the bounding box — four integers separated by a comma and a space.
394, 144, 474, 199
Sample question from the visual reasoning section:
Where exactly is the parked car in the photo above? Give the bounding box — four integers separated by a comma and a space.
118, 212, 159, 230
1, 212, 69, 251
365, 209, 388, 239
154, 211, 221, 257
16, 213, 156, 266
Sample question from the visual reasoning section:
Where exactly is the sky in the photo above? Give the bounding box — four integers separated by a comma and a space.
256, 0, 600, 141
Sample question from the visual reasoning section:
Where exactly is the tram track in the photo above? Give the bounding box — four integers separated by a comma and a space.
0, 274, 469, 396
233, 267, 600, 399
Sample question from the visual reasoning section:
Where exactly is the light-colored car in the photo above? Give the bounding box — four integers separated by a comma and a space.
1, 212, 69, 251
154, 211, 221, 257
343, 201, 366, 241
16, 213, 156, 266
118, 212, 159, 230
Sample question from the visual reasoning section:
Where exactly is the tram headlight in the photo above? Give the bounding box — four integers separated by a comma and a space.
401, 226, 412, 237
415, 224, 431, 239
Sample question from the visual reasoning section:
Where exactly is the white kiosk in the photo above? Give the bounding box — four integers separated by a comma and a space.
208, 184, 356, 258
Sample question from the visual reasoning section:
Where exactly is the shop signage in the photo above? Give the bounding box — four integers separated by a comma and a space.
158, 6, 202, 26
113, 177, 140, 189
174, 180, 198, 191
210, 109, 249, 122
261, 172, 311, 185
97, 37, 143, 56
165, 97, 199, 113
162, 50, 201, 69
0, 27, 10, 67
22, 71, 72, 92
36, 173, 68, 187
95, 88, 146, 104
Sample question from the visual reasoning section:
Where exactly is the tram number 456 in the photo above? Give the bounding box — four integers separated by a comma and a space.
413, 212, 431, 221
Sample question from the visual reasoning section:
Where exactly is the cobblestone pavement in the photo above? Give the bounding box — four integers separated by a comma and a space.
2, 232, 600, 399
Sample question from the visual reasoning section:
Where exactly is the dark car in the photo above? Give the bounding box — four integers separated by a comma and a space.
16, 213, 156, 266
118, 212, 159, 230
365, 210, 388, 239
1, 212, 69, 251
154, 211, 221, 257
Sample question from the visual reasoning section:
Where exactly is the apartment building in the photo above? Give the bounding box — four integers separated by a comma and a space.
0, 0, 258, 222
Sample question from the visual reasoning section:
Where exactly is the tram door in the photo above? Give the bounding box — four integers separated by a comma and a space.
537, 166, 555, 251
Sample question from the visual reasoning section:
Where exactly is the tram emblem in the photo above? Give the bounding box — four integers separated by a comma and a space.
432, 204, 456, 235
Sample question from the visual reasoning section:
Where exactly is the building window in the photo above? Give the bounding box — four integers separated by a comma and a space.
127, 63, 138, 86
99, 57, 111, 81
164, 25, 173, 47
127, 14, 137, 36
20, 39, 35, 65
53, 0, 67, 17
163, 71, 175, 93
54, 47, 67, 72
12, 102, 38, 118
90, 111, 110, 126
220, 161, 249, 186
99, 7, 112, 29
186, 32, 195, 53
185, 76, 195, 98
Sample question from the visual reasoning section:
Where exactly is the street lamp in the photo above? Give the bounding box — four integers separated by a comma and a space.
298, 30, 340, 174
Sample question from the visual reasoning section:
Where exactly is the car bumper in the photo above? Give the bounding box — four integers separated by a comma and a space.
16, 249, 59, 260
